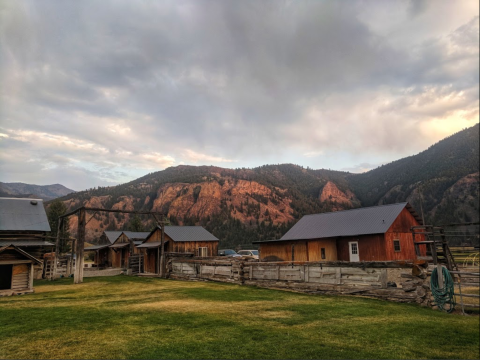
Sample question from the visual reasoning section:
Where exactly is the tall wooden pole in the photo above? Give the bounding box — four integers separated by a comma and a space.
52, 217, 62, 280
159, 222, 166, 277
74, 207, 86, 284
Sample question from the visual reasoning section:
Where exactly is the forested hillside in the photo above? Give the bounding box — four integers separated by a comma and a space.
51, 124, 479, 248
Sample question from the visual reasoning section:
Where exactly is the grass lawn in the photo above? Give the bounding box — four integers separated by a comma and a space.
0, 276, 479, 359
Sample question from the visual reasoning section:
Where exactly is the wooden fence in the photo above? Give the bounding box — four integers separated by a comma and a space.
167, 258, 432, 305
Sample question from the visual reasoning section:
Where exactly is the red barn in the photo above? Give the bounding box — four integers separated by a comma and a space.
254, 202, 426, 262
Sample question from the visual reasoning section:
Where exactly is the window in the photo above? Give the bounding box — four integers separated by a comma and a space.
393, 240, 401, 252
351, 242, 358, 254
197, 247, 209, 257
321, 248, 326, 260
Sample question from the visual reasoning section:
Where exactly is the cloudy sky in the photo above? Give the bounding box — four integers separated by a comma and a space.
0, 0, 478, 191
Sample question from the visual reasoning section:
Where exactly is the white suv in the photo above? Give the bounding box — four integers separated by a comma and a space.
237, 250, 259, 259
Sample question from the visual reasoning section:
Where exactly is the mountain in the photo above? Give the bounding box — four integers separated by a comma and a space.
53, 124, 479, 248
0, 182, 75, 201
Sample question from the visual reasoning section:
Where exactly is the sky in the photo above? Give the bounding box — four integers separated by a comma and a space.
0, 0, 478, 191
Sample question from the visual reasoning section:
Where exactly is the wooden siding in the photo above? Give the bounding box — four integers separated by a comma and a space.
147, 228, 219, 256
306, 238, 338, 261
259, 241, 308, 262
387, 207, 426, 257
337, 234, 386, 261
143, 248, 158, 274
11, 264, 30, 291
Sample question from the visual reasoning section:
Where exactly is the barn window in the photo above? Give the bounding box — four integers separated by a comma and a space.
394, 240, 401, 252
197, 247, 209, 257
321, 248, 326, 259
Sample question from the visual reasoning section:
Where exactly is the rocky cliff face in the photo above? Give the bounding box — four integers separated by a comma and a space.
319, 181, 358, 210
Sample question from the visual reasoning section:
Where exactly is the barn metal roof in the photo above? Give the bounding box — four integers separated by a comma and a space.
103, 231, 123, 244
279, 202, 420, 241
0, 198, 51, 232
145, 226, 218, 242
163, 226, 219, 242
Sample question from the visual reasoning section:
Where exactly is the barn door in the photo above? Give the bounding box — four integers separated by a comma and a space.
348, 241, 360, 262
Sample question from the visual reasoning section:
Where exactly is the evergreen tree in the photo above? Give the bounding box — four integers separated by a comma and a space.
46, 199, 70, 253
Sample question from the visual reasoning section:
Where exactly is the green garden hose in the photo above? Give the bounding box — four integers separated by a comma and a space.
430, 266, 456, 313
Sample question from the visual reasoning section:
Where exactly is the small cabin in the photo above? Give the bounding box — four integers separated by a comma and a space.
86, 231, 149, 268
138, 226, 219, 274
254, 202, 426, 262
0, 198, 53, 280
0, 245, 42, 296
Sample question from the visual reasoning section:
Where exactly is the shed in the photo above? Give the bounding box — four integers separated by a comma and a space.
0, 198, 53, 280
0, 244, 42, 296
254, 202, 426, 262
86, 231, 150, 268
138, 226, 219, 274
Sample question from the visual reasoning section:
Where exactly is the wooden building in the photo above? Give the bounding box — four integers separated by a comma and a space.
254, 202, 426, 262
138, 226, 219, 274
85, 231, 149, 268
0, 245, 42, 295
0, 198, 54, 281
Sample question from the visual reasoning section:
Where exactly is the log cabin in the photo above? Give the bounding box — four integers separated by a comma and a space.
85, 231, 149, 268
138, 226, 219, 274
0, 198, 54, 281
0, 244, 42, 295
254, 202, 426, 262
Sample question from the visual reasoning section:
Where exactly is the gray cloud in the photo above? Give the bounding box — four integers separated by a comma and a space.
0, 0, 478, 189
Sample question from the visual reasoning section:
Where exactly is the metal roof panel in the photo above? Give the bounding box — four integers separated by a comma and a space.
281, 202, 411, 241
0, 198, 51, 232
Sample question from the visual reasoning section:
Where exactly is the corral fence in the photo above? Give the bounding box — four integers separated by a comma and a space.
167, 257, 432, 306
44, 254, 75, 279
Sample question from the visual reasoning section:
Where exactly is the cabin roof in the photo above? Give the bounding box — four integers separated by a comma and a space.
148, 226, 219, 242
278, 202, 421, 242
121, 231, 150, 240
0, 198, 51, 232
0, 244, 43, 264
85, 244, 110, 251
102, 231, 123, 244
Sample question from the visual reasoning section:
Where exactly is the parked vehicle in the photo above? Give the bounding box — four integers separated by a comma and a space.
237, 250, 259, 259
218, 249, 241, 257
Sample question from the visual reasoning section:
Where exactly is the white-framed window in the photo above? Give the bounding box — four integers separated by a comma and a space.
393, 240, 401, 252
197, 247, 209, 257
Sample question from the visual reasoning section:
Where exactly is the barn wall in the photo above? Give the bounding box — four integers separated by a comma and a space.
337, 234, 386, 261
259, 241, 308, 262
387, 207, 426, 258
307, 239, 338, 261
169, 241, 218, 256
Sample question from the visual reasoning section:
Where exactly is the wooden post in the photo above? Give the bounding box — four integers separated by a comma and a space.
70, 239, 76, 275
157, 247, 160, 275
159, 223, 166, 277
52, 217, 62, 280
437, 264, 444, 289
29, 263, 34, 290
74, 207, 86, 284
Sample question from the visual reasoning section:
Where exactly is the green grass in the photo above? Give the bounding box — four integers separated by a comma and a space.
1, 276, 479, 359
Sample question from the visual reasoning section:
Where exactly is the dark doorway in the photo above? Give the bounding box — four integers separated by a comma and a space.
0, 265, 13, 290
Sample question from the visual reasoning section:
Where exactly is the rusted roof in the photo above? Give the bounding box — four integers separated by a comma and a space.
276, 202, 420, 242
0, 198, 51, 232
